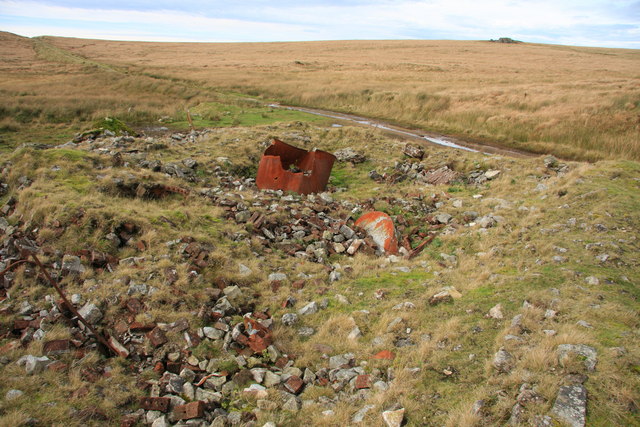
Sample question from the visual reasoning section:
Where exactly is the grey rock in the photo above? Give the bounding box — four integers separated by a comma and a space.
435, 213, 452, 224
78, 303, 103, 324
5, 389, 24, 401
16, 355, 50, 375
584, 276, 599, 285
329, 353, 354, 369
493, 347, 514, 373
382, 408, 405, 427
298, 301, 318, 316
576, 320, 593, 329
551, 385, 587, 427
268, 272, 287, 282
61, 255, 85, 275
151, 416, 169, 427
340, 224, 355, 239
223, 285, 242, 300
235, 211, 251, 223
293, 326, 313, 337
352, 404, 375, 423
488, 303, 504, 319
127, 283, 148, 295
263, 371, 281, 387
282, 395, 301, 412
237, 263, 252, 276
348, 327, 362, 340
477, 215, 497, 228
329, 270, 342, 282
282, 313, 299, 326
557, 344, 597, 371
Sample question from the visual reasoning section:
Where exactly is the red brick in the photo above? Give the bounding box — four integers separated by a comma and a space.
355, 374, 372, 389
147, 327, 168, 347
292, 280, 306, 290
166, 361, 182, 374
129, 322, 156, 333
247, 333, 272, 353
125, 298, 143, 314
43, 339, 72, 355
173, 401, 205, 420
139, 396, 171, 413
284, 375, 304, 394
372, 350, 396, 360
46, 361, 68, 372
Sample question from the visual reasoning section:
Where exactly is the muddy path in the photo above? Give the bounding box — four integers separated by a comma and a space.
271, 104, 536, 158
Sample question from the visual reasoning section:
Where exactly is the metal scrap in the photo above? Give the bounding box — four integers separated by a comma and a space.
256, 139, 336, 195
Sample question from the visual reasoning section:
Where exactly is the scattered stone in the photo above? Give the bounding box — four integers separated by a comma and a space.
435, 213, 452, 224
493, 347, 514, 373
16, 355, 51, 374
551, 384, 587, 427
78, 303, 103, 325
282, 313, 299, 326
352, 404, 375, 423
268, 272, 287, 282
382, 407, 405, 427
61, 255, 85, 275
403, 143, 425, 160
298, 301, 319, 316
488, 304, 504, 319
484, 170, 501, 180
5, 389, 24, 401
585, 276, 599, 285
335, 148, 366, 164
576, 320, 593, 329
557, 344, 597, 372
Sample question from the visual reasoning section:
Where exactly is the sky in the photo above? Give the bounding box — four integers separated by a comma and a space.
0, 0, 638, 49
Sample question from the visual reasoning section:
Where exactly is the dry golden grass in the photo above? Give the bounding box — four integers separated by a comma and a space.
34, 35, 640, 161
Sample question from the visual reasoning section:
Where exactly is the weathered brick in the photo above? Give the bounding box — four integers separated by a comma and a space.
43, 339, 72, 356
355, 374, 372, 389
139, 396, 171, 412
372, 350, 396, 360
284, 375, 304, 394
147, 327, 168, 347
129, 322, 156, 333
173, 401, 205, 420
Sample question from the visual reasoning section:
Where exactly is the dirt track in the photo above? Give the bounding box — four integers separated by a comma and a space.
272, 104, 537, 158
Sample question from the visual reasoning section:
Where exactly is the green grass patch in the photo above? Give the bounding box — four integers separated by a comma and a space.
170, 101, 327, 130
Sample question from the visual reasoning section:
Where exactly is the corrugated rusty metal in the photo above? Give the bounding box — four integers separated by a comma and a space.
256, 139, 336, 195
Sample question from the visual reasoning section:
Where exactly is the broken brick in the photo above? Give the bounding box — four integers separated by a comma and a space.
247, 333, 272, 353
43, 339, 71, 356
140, 396, 171, 412
372, 350, 396, 360
284, 375, 304, 394
173, 401, 205, 420
125, 298, 143, 314
46, 361, 68, 372
147, 327, 168, 347
129, 322, 156, 333
355, 374, 372, 389
292, 280, 306, 290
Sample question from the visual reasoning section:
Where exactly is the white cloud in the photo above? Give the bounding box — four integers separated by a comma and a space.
0, 0, 638, 47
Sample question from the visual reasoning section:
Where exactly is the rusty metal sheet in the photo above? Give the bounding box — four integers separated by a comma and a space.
354, 211, 399, 255
256, 139, 336, 195
422, 166, 459, 185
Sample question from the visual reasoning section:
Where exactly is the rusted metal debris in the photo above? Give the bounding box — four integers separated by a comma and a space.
256, 139, 336, 195
354, 211, 399, 255
421, 166, 459, 185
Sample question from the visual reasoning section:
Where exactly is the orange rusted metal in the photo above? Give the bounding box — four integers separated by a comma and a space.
355, 211, 399, 255
256, 139, 336, 195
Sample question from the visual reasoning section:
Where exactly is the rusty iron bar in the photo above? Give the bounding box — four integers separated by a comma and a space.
0, 259, 31, 278
407, 233, 437, 260
27, 252, 119, 357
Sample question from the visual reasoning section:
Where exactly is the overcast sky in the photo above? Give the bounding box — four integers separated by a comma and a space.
1, 0, 638, 48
